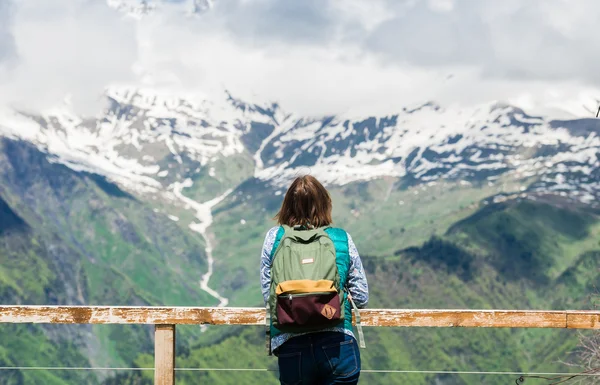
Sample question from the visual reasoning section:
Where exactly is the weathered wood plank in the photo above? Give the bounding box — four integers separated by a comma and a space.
359, 309, 568, 328
0, 306, 598, 329
155, 325, 175, 385
0, 306, 265, 325
567, 311, 600, 329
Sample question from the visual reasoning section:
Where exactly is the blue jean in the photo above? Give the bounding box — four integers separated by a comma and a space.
277, 332, 361, 385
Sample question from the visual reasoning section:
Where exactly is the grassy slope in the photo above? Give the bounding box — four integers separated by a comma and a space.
133, 197, 599, 385
208, 177, 507, 306
0, 197, 97, 385
186, 153, 255, 203
0, 139, 214, 384
2, 136, 598, 384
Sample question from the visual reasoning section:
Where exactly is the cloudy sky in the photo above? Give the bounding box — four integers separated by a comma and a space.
0, 0, 599, 117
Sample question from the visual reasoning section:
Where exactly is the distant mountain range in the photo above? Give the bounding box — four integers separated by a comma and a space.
2, 86, 599, 206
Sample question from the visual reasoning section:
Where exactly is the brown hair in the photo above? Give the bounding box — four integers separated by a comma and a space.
274, 175, 332, 228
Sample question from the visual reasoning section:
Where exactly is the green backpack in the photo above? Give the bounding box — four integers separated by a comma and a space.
268, 225, 345, 332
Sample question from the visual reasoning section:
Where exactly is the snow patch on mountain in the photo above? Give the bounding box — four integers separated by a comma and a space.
1, 86, 599, 206
171, 178, 231, 308
254, 102, 600, 205
0, 86, 279, 194
0, 105, 163, 192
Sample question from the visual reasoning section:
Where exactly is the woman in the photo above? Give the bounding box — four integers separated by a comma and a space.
260, 175, 369, 385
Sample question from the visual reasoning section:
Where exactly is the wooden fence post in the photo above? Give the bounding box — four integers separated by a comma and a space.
155, 324, 176, 385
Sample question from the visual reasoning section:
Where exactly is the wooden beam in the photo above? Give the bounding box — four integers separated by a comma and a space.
0, 306, 264, 325
0, 306, 598, 329
567, 311, 600, 329
155, 325, 175, 385
362, 309, 569, 328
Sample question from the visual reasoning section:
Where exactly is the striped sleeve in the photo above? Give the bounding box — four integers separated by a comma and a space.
346, 233, 369, 308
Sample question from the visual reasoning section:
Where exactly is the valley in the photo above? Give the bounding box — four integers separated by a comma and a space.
0, 87, 598, 384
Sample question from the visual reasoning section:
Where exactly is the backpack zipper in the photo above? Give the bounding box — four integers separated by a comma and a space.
283, 291, 337, 300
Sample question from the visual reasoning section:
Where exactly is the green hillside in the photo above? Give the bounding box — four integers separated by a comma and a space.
0, 139, 214, 385
0, 138, 598, 385
112, 198, 600, 385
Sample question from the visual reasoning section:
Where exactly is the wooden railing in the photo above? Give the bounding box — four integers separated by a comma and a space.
1, 306, 599, 384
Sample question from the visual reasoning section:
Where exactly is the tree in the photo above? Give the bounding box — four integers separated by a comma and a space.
572, 331, 600, 384
561, 294, 600, 384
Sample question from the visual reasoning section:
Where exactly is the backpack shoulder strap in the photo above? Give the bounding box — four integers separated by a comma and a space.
323, 227, 349, 257
269, 226, 286, 264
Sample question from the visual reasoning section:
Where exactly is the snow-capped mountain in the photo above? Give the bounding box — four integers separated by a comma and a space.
255, 102, 600, 204
0, 86, 599, 205
0, 86, 598, 322
0, 87, 276, 193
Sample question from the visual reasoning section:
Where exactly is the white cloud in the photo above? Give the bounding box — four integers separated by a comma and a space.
0, 1, 16, 64
428, 0, 454, 13
131, 22, 440, 116
0, 0, 599, 117
329, 0, 395, 32
367, 0, 600, 84
0, 0, 137, 114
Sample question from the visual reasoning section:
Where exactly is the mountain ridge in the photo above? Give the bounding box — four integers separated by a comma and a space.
1, 87, 598, 206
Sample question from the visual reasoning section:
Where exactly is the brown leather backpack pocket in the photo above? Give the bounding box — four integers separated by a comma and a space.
275, 280, 341, 331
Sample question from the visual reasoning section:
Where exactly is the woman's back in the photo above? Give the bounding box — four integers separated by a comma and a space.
260, 175, 368, 385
